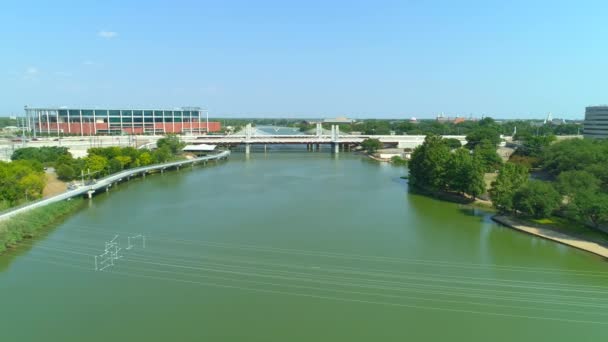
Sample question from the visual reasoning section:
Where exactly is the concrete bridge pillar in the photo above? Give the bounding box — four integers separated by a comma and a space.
333, 142, 339, 154
87, 190, 95, 199
245, 143, 251, 155
315, 143, 320, 152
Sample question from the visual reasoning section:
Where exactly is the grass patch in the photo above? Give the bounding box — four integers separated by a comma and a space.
529, 215, 608, 244
0, 199, 85, 254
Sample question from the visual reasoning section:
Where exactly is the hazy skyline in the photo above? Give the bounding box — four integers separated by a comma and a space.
2, 0, 607, 119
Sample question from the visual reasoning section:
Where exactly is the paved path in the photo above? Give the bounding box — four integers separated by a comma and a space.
493, 215, 608, 259
0, 151, 230, 222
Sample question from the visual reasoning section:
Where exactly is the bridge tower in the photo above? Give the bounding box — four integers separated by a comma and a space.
316, 123, 323, 137
331, 125, 340, 153
245, 123, 253, 155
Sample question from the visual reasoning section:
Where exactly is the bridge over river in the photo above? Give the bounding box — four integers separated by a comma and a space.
186, 124, 468, 154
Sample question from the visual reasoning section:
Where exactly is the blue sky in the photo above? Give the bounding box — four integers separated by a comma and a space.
2, 0, 607, 119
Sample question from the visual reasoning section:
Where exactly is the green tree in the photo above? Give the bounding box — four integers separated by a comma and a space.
556, 170, 600, 196
114, 155, 132, 170
512, 180, 561, 218
0, 161, 46, 204
542, 139, 608, 176
138, 152, 153, 166
446, 148, 472, 195
18, 173, 46, 200
11, 146, 71, 164
519, 135, 556, 158
152, 146, 172, 163
473, 141, 503, 172
465, 127, 501, 149
390, 155, 407, 166
445, 148, 486, 198
570, 190, 608, 228
84, 155, 109, 176
108, 158, 123, 174
443, 138, 463, 150
361, 138, 383, 153
157, 134, 185, 155
490, 163, 529, 213
409, 135, 451, 190
56, 164, 76, 181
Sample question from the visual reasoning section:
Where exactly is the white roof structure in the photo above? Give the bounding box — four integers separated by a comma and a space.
182, 144, 217, 152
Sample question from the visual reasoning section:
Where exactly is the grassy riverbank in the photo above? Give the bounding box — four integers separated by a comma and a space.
493, 215, 608, 259
408, 184, 495, 211
0, 199, 85, 254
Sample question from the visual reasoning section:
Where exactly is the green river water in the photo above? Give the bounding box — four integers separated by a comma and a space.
1, 151, 607, 341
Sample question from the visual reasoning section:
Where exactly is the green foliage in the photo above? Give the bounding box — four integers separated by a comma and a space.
409, 135, 451, 191
541, 138, 608, 176
465, 126, 501, 149
152, 146, 172, 163
138, 152, 153, 166
443, 138, 463, 150
446, 148, 485, 198
517, 135, 556, 158
584, 162, 608, 192
0, 117, 18, 129
508, 154, 540, 169
512, 180, 561, 218
390, 155, 407, 166
157, 134, 185, 155
84, 155, 109, 176
11, 146, 71, 164
490, 163, 529, 213
361, 138, 383, 153
473, 141, 503, 172
556, 170, 600, 196
569, 191, 608, 228
114, 155, 132, 170
0, 160, 46, 205
0, 200, 84, 254
56, 164, 76, 181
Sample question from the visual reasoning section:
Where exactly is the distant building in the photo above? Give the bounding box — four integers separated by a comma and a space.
24, 106, 221, 135
452, 117, 465, 124
409, 117, 418, 123
436, 113, 467, 124
584, 106, 608, 139
436, 113, 448, 123
323, 116, 354, 124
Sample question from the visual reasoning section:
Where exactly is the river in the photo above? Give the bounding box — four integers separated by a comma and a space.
1, 151, 607, 341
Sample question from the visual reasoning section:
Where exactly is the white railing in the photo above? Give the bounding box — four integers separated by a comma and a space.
0, 150, 230, 221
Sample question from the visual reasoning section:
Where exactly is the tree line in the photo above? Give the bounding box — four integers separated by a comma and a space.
0, 160, 46, 209
295, 117, 580, 136
407, 118, 504, 198
3, 135, 186, 207
493, 137, 608, 227
409, 123, 608, 229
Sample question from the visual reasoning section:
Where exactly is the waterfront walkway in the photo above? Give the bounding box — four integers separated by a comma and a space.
0, 150, 230, 222
493, 215, 608, 259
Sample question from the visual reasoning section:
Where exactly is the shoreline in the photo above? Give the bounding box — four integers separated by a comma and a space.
492, 215, 608, 259
0, 151, 230, 255
408, 184, 608, 259
0, 199, 85, 254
